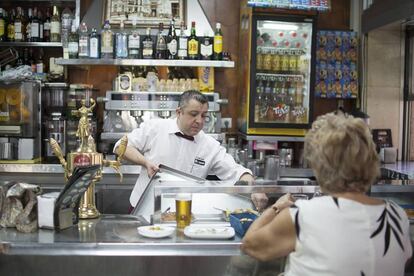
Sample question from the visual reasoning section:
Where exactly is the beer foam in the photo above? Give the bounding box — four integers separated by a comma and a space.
175, 193, 192, 201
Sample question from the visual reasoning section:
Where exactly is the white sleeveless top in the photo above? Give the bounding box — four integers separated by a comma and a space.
286, 196, 412, 276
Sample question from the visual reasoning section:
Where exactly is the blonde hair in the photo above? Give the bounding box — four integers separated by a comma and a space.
304, 112, 380, 193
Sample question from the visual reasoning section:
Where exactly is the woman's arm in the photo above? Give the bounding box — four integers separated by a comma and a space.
241, 194, 296, 261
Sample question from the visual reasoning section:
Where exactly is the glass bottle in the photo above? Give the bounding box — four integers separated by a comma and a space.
38, 10, 44, 41
115, 20, 128, 59
101, 20, 113, 59
7, 8, 15, 42
68, 24, 79, 59
50, 6, 61, 42
155, 23, 167, 59
142, 27, 154, 59
213, 22, 223, 60
61, 7, 73, 47
43, 8, 51, 42
128, 19, 140, 59
78, 22, 89, 58
0, 8, 5, 41
200, 31, 213, 60
14, 7, 24, 42
187, 21, 199, 60
26, 8, 32, 42
36, 49, 44, 73
177, 21, 187, 60
89, 28, 100, 59
30, 7, 40, 42
167, 19, 178, 59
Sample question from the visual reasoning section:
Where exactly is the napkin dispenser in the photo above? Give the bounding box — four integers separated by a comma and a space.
37, 165, 100, 230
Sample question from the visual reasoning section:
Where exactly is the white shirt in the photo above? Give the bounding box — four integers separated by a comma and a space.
114, 118, 251, 206
286, 196, 412, 276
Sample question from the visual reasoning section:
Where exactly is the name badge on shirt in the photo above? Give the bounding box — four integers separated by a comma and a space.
194, 157, 205, 166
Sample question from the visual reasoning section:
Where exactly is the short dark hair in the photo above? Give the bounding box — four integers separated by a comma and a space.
178, 90, 208, 109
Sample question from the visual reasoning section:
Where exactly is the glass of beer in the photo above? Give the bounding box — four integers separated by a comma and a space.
175, 193, 192, 229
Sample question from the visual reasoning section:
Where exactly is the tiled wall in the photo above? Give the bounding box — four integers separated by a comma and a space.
366, 22, 403, 157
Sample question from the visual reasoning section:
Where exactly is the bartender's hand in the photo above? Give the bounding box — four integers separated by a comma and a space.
144, 160, 159, 178
239, 173, 269, 211
251, 193, 268, 212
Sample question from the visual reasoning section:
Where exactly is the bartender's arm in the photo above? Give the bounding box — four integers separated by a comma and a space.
115, 145, 159, 177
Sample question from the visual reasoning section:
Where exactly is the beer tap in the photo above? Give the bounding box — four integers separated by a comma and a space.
50, 99, 128, 219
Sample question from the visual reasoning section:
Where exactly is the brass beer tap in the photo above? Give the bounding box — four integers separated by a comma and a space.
50, 98, 128, 219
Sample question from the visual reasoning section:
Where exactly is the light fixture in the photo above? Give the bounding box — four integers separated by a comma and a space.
262, 23, 299, 30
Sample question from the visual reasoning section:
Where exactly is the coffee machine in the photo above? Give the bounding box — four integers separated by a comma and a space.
0, 80, 41, 162
99, 91, 227, 154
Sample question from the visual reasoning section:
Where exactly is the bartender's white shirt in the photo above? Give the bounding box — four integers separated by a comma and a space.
286, 196, 412, 276
114, 118, 251, 206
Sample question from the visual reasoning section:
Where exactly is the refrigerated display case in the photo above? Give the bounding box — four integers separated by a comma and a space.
238, 4, 317, 136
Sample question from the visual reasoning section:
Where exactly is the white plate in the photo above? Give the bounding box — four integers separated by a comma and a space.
184, 226, 235, 239
137, 225, 175, 239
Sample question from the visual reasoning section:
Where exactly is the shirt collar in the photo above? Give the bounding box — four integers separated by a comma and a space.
168, 118, 201, 143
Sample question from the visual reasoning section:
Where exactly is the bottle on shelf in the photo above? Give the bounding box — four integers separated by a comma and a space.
38, 9, 44, 42
101, 20, 114, 59
16, 49, 23, 66
68, 24, 79, 59
14, 7, 25, 42
177, 21, 187, 60
213, 22, 223, 60
43, 8, 51, 42
7, 8, 15, 42
61, 6, 73, 45
78, 22, 89, 59
115, 20, 128, 59
23, 47, 29, 65
128, 19, 141, 59
26, 8, 32, 42
200, 31, 213, 60
187, 21, 199, 60
142, 27, 154, 59
155, 22, 167, 59
167, 19, 178, 59
50, 5, 61, 42
29, 48, 36, 72
30, 7, 40, 42
36, 48, 44, 73
0, 8, 6, 41
89, 28, 100, 59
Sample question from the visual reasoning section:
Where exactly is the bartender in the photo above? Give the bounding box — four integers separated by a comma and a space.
114, 90, 268, 211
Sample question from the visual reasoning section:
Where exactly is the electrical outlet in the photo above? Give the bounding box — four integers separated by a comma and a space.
221, 118, 232, 129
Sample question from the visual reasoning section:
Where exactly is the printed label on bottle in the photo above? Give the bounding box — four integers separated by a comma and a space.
43, 22, 50, 31
79, 38, 88, 56
142, 41, 153, 57
179, 37, 188, 50
31, 22, 39, 38
188, 39, 198, 55
36, 63, 44, 73
90, 38, 99, 58
168, 39, 178, 55
200, 43, 212, 57
102, 33, 113, 53
214, 36, 223, 53
0, 20, 4, 36
68, 42, 79, 54
15, 22, 22, 33
51, 22, 60, 34
128, 34, 140, 48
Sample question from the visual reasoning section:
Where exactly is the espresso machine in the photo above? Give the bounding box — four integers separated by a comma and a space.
99, 91, 227, 154
0, 80, 41, 162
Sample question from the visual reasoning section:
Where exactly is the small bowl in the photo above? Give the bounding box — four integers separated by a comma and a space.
229, 212, 258, 237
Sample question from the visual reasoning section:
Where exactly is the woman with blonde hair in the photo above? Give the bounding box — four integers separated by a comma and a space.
241, 112, 412, 276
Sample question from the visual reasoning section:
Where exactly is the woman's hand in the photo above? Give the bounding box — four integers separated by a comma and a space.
145, 161, 159, 177
273, 193, 295, 211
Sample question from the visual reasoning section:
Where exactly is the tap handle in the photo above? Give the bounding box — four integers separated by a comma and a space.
117, 135, 128, 162
49, 138, 69, 180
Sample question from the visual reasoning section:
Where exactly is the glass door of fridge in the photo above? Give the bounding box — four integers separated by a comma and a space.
250, 16, 315, 129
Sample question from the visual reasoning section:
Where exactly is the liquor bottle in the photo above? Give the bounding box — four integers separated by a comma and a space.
200, 31, 213, 60
14, 7, 24, 42
213, 22, 223, 60
30, 7, 40, 42
177, 21, 187, 60
29, 48, 36, 73
142, 27, 154, 59
187, 21, 199, 60
43, 8, 51, 42
128, 19, 140, 59
61, 7, 73, 47
68, 24, 79, 59
23, 47, 30, 65
155, 23, 167, 59
0, 8, 5, 41
16, 49, 23, 66
7, 9, 15, 42
167, 19, 178, 59
50, 6, 61, 42
26, 8, 32, 42
89, 28, 100, 59
36, 49, 44, 73
78, 22, 89, 58
38, 10, 44, 41
101, 20, 114, 59
115, 20, 128, 59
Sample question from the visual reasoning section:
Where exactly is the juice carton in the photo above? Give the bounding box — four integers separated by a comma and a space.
198, 67, 215, 92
